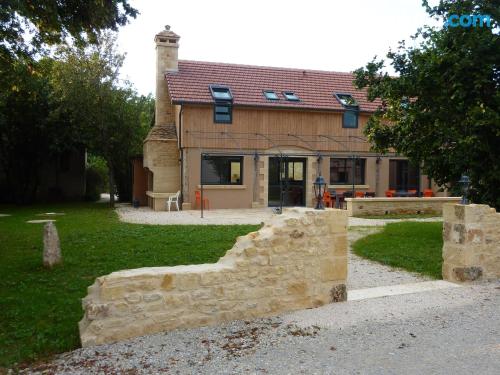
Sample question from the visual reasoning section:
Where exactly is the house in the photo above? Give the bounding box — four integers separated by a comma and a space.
138, 26, 444, 211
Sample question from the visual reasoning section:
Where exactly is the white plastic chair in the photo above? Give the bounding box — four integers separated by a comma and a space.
167, 191, 181, 211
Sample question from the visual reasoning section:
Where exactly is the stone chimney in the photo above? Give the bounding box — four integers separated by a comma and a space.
154, 25, 180, 126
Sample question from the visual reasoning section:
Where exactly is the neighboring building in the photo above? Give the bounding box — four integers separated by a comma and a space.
139, 26, 444, 211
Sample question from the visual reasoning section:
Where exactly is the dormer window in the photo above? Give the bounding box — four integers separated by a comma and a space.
283, 91, 299, 101
210, 85, 233, 124
335, 93, 359, 128
210, 85, 233, 101
263, 90, 279, 101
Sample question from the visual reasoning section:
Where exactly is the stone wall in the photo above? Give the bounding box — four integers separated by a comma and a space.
442, 204, 500, 282
79, 208, 348, 347
143, 139, 180, 211
346, 197, 461, 216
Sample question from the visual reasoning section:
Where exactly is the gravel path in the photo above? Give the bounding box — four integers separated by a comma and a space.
117, 206, 274, 225
117, 205, 442, 227
23, 281, 500, 374
347, 227, 432, 289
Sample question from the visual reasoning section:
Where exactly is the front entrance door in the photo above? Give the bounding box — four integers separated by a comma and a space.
268, 157, 306, 207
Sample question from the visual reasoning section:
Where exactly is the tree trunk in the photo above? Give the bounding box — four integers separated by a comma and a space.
107, 160, 115, 208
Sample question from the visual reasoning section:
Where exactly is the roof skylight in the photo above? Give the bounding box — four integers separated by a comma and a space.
334, 93, 358, 108
209, 85, 233, 101
283, 91, 299, 101
263, 90, 279, 100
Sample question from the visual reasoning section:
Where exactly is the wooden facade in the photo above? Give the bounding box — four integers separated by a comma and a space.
180, 105, 372, 154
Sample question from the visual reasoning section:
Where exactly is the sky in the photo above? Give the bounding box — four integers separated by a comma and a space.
116, 0, 441, 96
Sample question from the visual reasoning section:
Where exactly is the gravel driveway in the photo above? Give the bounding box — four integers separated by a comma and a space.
21, 209, 481, 374
23, 282, 499, 374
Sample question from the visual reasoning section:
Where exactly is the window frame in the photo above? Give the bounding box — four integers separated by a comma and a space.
342, 110, 359, 128
329, 157, 366, 185
334, 93, 359, 107
213, 103, 232, 124
201, 155, 244, 185
283, 91, 300, 101
334, 92, 360, 129
210, 85, 233, 124
263, 90, 280, 101
389, 159, 420, 191
209, 85, 233, 101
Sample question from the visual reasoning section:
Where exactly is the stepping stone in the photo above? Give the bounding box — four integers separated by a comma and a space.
37, 212, 65, 216
27, 219, 56, 224
0, 214, 11, 217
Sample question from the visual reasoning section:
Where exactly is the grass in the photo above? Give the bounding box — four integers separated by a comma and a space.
352, 222, 443, 279
0, 202, 259, 368
354, 213, 440, 219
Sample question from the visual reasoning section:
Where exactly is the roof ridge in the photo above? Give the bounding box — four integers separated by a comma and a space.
178, 59, 355, 76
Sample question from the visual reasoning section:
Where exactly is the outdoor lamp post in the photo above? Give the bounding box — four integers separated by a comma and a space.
313, 175, 327, 210
459, 174, 470, 205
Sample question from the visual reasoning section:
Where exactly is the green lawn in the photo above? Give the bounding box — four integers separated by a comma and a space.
352, 222, 443, 279
0, 202, 259, 368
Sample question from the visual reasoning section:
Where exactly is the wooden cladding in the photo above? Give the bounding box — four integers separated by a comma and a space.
181, 105, 371, 153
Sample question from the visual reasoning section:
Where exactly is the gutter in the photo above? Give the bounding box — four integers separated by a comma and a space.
171, 100, 376, 115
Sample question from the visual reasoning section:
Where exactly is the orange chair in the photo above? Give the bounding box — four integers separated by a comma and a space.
323, 191, 332, 207
355, 191, 365, 198
423, 189, 434, 197
385, 190, 396, 197
195, 190, 210, 210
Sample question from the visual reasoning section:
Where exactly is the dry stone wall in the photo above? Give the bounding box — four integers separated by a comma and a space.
442, 204, 500, 282
79, 208, 348, 347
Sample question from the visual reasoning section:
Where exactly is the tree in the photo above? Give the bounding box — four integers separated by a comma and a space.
354, 0, 500, 209
50, 33, 150, 207
0, 59, 51, 203
0, 0, 137, 60
0, 0, 137, 204
112, 94, 154, 201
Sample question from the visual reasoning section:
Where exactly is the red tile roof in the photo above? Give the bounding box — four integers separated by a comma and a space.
165, 60, 381, 113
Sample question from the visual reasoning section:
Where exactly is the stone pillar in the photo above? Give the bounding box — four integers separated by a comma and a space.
442, 203, 500, 282
43, 222, 61, 268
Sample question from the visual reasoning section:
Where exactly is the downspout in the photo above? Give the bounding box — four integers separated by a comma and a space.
178, 105, 184, 207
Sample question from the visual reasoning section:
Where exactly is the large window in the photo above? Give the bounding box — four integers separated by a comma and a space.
330, 158, 365, 185
389, 160, 419, 191
202, 156, 243, 185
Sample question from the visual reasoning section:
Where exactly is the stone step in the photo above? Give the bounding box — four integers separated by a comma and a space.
348, 280, 460, 301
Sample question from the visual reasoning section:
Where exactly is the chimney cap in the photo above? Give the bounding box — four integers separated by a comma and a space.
155, 25, 180, 42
